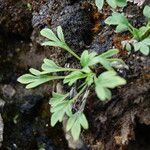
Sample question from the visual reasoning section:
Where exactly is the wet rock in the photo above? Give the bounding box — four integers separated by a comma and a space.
20, 95, 43, 116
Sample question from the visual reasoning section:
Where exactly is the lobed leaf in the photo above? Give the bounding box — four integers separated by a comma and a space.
95, 71, 126, 101
40, 28, 59, 42
57, 26, 65, 42
105, 12, 129, 33
64, 71, 87, 86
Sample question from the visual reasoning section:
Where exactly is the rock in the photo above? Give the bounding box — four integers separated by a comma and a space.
0, 114, 4, 148
1, 84, 16, 99
20, 95, 43, 116
0, 0, 32, 38
0, 98, 5, 148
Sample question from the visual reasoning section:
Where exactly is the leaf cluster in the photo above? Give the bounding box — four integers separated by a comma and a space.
17, 26, 126, 140
105, 5, 150, 55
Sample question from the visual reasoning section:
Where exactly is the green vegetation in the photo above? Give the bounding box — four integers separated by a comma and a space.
95, 0, 127, 10
17, 26, 126, 140
105, 5, 150, 55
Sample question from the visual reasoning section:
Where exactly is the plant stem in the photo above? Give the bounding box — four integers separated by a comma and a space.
63, 44, 81, 60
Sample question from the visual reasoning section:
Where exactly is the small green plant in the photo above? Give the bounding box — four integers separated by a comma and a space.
105, 5, 150, 55
95, 0, 127, 10
27, 3, 32, 11
17, 26, 126, 140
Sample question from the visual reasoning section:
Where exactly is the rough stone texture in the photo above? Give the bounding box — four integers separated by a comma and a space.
0, 0, 150, 150
0, 0, 32, 38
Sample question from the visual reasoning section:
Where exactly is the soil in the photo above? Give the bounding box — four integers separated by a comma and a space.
0, 0, 150, 150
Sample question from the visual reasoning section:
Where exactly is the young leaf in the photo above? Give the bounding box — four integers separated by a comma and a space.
50, 101, 72, 126
71, 119, 81, 141
133, 39, 150, 55
29, 68, 42, 75
51, 110, 61, 126
64, 71, 87, 86
41, 58, 63, 73
41, 41, 62, 47
66, 112, 89, 140
116, 0, 127, 7
57, 26, 65, 42
95, 71, 126, 101
40, 28, 59, 42
79, 113, 89, 129
143, 5, 150, 19
105, 12, 129, 33
66, 114, 77, 131
80, 50, 97, 67
95, 0, 104, 10
106, 0, 117, 8
99, 49, 119, 58
49, 92, 69, 107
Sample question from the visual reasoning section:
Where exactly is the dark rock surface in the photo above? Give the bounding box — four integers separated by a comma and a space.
0, 0, 150, 150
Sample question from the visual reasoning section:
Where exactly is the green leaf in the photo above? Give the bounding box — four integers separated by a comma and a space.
95, 71, 126, 101
51, 110, 61, 126
41, 41, 62, 47
106, 0, 117, 8
97, 57, 113, 70
18, 73, 63, 89
65, 104, 72, 116
57, 26, 65, 42
64, 71, 87, 86
29, 68, 41, 75
50, 100, 73, 126
86, 74, 95, 86
116, 0, 127, 7
140, 44, 149, 55
71, 119, 81, 141
116, 24, 128, 33
138, 26, 149, 38
50, 102, 67, 113
143, 5, 150, 19
99, 49, 119, 58
17, 74, 37, 84
133, 40, 150, 55
142, 38, 150, 45
49, 92, 69, 107
96, 85, 111, 101
95, 0, 104, 10
79, 113, 89, 129
105, 12, 129, 33
66, 114, 77, 131
40, 28, 59, 42
133, 42, 141, 51
98, 71, 126, 88
41, 58, 62, 73
80, 50, 97, 67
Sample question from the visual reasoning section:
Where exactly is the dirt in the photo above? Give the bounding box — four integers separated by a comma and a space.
0, 0, 150, 150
